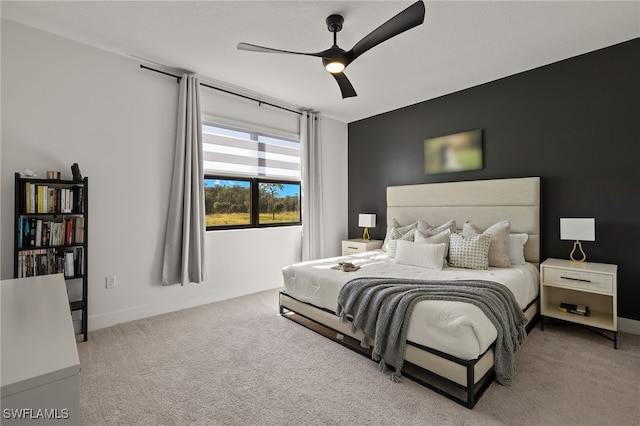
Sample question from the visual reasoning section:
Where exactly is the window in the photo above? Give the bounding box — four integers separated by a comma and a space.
203, 123, 301, 230
258, 181, 301, 225
204, 177, 251, 228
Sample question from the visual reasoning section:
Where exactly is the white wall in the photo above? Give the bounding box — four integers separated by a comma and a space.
0, 20, 348, 330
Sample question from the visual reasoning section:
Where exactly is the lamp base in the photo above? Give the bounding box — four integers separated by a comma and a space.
362, 227, 371, 241
569, 240, 587, 262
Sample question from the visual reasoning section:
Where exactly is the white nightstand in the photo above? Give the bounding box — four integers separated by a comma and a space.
540, 258, 618, 348
341, 238, 383, 255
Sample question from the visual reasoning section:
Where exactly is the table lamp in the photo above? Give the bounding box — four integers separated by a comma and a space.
560, 218, 595, 262
358, 214, 376, 241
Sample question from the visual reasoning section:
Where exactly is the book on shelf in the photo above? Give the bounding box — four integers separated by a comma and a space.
65, 217, 74, 245
17, 216, 86, 249
17, 217, 23, 248
74, 217, 85, 243
18, 181, 84, 214
27, 218, 36, 247
48, 187, 56, 213
35, 220, 42, 247
24, 182, 31, 213
72, 186, 83, 213
64, 251, 75, 277
558, 302, 591, 317
16, 247, 83, 279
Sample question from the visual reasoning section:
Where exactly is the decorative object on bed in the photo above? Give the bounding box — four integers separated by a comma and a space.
414, 228, 451, 267
331, 261, 360, 272
508, 233, 529, 265
280, 177, 541, 408
381, 218, 417, 252
424, 129, 483, 174
419, 219, 456, 236
383, 218, 456, 254
358, 213, 376, 241
448, 233, 491, 270
394, 240, 446, 270
560, 218, 595, 262
385, 227, 417, 258
462, 220, 511, 268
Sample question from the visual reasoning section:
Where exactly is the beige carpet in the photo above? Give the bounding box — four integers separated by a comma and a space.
78, 289, 640, 426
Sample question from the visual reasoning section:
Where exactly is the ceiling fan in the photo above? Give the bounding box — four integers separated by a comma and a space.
237, 1, 426, 99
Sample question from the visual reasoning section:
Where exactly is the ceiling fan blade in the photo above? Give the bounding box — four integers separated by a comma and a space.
237, 42, 329, 58
331, 72, 357, 99
346, 1, 425, 65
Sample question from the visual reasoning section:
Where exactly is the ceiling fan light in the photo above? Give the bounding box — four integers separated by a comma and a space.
325, 61, 345, 73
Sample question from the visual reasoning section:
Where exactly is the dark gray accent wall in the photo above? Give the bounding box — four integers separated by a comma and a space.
347, 39, 640, 321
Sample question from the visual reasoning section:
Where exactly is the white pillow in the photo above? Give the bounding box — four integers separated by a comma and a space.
448, 232, 491, 270
395, 240, 446, 270
415, 229, 450, 267
508, 233, 529, 265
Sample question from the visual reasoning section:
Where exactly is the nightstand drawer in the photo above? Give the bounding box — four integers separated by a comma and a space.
341, 239, 383, 255
342, 241, 366, 254
543, 267, 613, 294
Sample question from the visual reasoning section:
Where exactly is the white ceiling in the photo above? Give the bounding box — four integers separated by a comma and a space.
2, 1, 638, 123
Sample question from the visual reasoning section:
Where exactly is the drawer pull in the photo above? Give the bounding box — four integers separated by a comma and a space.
347, 246, 358, 249
560, 276, 591, 283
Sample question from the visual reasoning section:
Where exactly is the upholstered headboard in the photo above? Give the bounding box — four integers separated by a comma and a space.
386, 177, 540, 264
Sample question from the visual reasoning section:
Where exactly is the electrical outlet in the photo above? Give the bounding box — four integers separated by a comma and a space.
105, 276, 116, 289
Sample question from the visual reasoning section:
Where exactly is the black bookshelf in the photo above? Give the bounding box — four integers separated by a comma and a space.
14, 172, 89, 341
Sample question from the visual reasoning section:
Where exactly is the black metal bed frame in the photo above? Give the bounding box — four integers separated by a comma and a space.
279, 291, 538, 409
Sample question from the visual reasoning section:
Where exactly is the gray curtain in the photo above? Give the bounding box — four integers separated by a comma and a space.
162, 74, 205, 286
301, 111, 324, 261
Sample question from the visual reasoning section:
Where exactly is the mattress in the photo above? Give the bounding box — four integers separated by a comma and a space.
282, 250, 539, 360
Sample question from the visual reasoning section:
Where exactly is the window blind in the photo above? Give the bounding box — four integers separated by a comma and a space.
203, 123, 300, 180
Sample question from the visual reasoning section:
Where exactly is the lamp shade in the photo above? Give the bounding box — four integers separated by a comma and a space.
358, 214, 376, 228
560, 218, 595, 241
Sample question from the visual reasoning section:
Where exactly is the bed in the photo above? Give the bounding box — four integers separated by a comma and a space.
279, 177, 540, 408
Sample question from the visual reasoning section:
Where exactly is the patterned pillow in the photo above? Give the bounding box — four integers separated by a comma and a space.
462, 220, 511, 268
386, 227, 416, 259
448, 232, 491, 270
382, 219, 418, 252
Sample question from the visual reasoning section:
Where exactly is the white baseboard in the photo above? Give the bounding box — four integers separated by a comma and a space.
88, 282, 282, 331
89, 292, 640, 336
618, 317, 640, 335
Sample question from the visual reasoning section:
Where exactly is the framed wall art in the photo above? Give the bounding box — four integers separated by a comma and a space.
424, 129, 483, 174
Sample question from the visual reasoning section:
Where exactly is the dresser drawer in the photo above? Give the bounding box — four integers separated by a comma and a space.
543, 267, 613, 294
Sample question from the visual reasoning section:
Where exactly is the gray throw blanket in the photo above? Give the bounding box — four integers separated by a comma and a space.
336, 277, 528, 385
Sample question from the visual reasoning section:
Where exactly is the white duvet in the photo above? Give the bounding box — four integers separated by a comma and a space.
282, 250, 539, 360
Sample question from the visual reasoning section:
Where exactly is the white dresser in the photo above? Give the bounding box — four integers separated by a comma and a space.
1, 275, 80, 425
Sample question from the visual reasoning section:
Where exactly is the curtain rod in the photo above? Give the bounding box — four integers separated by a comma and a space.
140, 64, 303, 116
